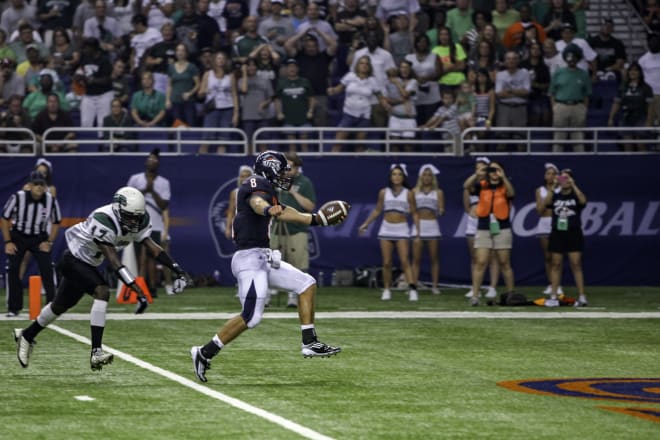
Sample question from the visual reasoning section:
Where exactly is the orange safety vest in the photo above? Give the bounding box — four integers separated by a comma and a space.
475, 181, 510, 220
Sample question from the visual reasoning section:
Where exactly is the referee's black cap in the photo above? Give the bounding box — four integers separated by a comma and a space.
29, 171, 47, 184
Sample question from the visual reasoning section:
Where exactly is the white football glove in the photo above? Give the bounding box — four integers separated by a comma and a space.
172, 276, 188, 294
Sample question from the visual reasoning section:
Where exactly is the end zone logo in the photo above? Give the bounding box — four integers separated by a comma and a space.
498, 378, 660, 423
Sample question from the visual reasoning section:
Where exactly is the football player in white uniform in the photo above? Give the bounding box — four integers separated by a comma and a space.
14, 187, 191, 371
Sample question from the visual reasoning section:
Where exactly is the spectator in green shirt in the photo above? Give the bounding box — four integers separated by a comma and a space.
0, 29, 16, 63
166, 43, 200, 127
232, 16, 269, 64
22, 71, 69, 120
446, 0, 474, 47
275, 58, 315, 152
432, 27, 467, 90
269, 152, 317, 308
426, 9, 447, 47
492, 0, 521, 42
130, 70, 167, 128
549, 43, 591, 152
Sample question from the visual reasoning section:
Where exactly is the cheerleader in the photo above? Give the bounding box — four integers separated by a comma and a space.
411, 164, 444, 295
535, 163, 563, 295
359, 164, 420, 301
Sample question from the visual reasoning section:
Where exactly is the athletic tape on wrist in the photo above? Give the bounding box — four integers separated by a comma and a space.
116, 265, 136, 286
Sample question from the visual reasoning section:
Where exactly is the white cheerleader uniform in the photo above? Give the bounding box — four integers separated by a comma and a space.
465, 194, 479, 237
377, 187, 411, 240
410, 190, 441, 239
535, 186, 557, 236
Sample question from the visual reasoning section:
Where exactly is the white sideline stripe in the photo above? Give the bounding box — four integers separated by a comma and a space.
49, 324, 335, 440
74, 395, 96, 401
16, 311, 660, 321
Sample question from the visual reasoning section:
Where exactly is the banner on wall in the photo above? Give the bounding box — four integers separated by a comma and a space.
1, 155, 658, 287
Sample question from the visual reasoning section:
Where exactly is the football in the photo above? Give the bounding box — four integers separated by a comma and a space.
316, 200, 351, 226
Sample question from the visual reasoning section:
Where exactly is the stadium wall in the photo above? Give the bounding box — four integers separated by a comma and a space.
1, 155, 658, 286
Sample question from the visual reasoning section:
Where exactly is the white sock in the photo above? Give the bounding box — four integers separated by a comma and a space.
90, 299, 107, 327
212, 334, 225, 349
36, 303, 59, 327
301, 324, 315, 331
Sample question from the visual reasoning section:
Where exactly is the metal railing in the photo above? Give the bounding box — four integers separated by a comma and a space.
41, 127, 248, 156
252, 127, 457, 156
460, 127, 660, 155
0, 128, 38, 155
0, 126, 658, 157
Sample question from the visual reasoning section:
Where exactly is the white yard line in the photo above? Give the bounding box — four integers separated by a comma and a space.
8, 311, 660, 321
49, 324, 335, 440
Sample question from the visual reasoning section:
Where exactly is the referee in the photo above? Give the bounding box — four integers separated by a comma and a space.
2, 171, 61, 317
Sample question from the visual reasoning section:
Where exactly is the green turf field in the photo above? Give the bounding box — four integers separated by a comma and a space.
2, 286, 660, 439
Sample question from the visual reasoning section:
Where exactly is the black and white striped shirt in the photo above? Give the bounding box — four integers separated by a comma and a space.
2, 190, 62, 236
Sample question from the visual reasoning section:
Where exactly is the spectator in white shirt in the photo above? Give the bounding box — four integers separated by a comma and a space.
384, 60, 418, 152
73, 0, 116, 39
142, 0, 175, 32
1, 0, 38, 37
638, 32, 660, 126
114, 0, 138, 37
130, 14, 163, 73
555, 22, 596, 74
83, 0, 121, 53
348, 31, 396, 127
543, 37, 565, 76
327, 55, 391, 151
495, 51, 531, 150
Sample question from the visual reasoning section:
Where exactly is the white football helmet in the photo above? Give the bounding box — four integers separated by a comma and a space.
112, 186, 146, 233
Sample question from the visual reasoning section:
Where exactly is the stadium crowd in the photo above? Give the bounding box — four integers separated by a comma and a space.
0, 0, 655, 154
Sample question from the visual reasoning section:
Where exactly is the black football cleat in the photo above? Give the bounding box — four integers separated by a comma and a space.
301, 341, 341, 358
190, 346, 211, 382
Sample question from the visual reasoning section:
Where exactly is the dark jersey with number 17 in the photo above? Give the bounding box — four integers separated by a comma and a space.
233, 174, 279, 250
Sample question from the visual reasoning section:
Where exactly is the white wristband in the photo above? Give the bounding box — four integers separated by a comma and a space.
117, 266, 135, 286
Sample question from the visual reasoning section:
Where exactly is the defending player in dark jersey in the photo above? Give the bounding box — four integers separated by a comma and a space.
190, 151, 351, 382
14, 187, 191, 371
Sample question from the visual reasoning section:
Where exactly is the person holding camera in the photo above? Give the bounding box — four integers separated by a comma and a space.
463, 161, 515, 306
543, 168, 588, 308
